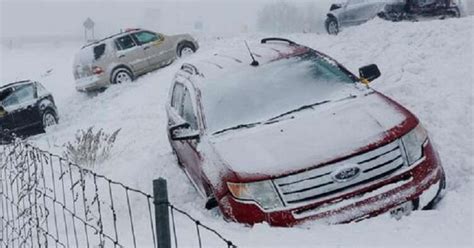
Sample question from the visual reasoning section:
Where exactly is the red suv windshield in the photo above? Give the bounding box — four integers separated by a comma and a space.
202, 52, 363, 134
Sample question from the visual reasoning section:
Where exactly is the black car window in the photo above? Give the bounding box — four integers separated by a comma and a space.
1, 89, 19, 107
14, 85, 36, 103
115, 35, 136, 50
1, 84, 35, 107
171, 83, 185, 115
0, 88, 13, 103
182, 88, 198, 130
134, 31, 159, 45
36, 82, 48, 97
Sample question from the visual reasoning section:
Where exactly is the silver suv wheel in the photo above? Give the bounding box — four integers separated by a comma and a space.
326, 18, 339, 35
114, 70, 132, 84
180, 47, 194, 57
178, 44, 195, 58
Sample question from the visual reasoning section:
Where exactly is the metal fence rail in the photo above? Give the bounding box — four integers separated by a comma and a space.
0, 133, 237, 248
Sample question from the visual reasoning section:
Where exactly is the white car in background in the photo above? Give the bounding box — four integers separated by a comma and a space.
325, 0, 391, 34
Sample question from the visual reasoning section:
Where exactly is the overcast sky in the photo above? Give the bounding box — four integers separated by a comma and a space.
0, 0, 333, 38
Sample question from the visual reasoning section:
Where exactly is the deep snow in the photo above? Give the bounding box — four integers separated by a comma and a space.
1, 16, 473, 247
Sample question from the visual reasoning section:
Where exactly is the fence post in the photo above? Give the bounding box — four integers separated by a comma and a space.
153, 178, 171, 248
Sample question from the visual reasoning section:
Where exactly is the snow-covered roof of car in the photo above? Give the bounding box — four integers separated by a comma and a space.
179, 39, 312, 82
0, 80, 33, 90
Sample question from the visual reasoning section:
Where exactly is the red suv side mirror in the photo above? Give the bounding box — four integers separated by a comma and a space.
169, 122, 200, 141
359, 64, 381, 84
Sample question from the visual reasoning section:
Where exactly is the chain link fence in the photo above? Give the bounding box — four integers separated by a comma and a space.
0, 134, 237, 248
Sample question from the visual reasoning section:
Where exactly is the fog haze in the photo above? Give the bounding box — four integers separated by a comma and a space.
0, 0, 333, 40
1, 0, 471, 43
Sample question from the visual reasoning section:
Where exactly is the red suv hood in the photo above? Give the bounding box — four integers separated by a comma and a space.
209, 92, 414, 179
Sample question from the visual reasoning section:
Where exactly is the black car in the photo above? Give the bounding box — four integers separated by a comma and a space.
379, 0, 460, 22
0, 80, 58, 141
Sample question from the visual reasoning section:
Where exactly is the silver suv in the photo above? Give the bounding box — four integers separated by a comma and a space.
73, 28, 199, 92
325, 0, 388, 35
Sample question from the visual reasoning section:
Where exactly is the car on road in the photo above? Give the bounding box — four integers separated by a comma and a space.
326, 0, 460, 34
325, 0, 388, 35
0, 80, 58, 142
73, 28, 199, 92
166, 38, 446, 226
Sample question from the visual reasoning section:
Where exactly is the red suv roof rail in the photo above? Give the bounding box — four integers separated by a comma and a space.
261, 37, 296, 45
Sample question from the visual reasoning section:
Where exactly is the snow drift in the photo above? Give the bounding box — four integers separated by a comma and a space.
1, 15, 473, 247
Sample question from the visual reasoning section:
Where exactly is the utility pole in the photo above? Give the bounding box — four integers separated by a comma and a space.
83, 17, 95, 42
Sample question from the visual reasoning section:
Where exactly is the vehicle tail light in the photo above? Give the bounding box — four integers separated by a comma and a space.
92, 66, 104, 75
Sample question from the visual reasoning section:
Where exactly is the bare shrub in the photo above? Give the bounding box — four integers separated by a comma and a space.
64, 127, 121, 168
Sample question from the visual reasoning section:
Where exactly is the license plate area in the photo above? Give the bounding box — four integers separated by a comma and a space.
390, 201, 413, 220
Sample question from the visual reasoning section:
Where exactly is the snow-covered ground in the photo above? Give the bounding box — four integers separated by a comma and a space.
1, 16, 473, 247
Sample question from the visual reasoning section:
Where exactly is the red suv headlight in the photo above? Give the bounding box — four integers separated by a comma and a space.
401, 124, 428, 165
227, 180, 284, 211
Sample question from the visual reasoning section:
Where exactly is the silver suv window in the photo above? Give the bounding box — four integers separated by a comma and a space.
115, 35, 137, 50
93, 44, 106, 60
134, 31, 159, 45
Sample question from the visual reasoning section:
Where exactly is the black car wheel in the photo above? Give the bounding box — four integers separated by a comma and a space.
177, 42, 196, 58
448, 7, 461, 18
325, 17, 339, 35
42, 109, 57, 130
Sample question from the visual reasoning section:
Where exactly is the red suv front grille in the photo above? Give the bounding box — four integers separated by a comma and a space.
273, 140, 406, 206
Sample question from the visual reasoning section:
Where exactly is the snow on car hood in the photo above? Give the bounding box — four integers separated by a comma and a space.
208, 92, 407, 177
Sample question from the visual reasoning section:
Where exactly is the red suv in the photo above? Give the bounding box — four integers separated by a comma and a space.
166, 38, 445, 226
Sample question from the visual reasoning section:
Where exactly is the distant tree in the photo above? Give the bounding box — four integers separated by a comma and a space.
302, 2, 320, 33
257, 1, 305, 33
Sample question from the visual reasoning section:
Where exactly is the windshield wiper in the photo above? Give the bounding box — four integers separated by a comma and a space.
213, 121, 262, 135
213, 97, 356, 135
266, 100, 331, 122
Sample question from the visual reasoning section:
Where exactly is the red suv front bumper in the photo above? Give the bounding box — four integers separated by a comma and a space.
218, 140, 444, 226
